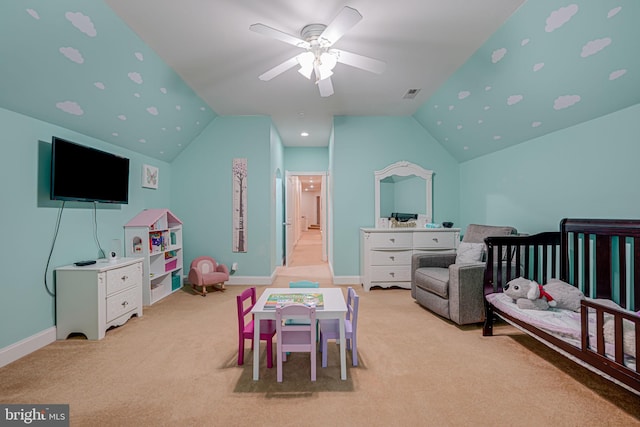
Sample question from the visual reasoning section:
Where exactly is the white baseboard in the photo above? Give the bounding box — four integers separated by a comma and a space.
0, 327, 56, 368
225, 275, 274, 286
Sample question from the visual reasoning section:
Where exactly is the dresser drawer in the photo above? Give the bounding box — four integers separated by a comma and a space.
370, 265, 411, 282
413, 232, 455, 249
370, 249, 412, 266
106, 263, 141, 295
368, 232, 412, 249
106, 286, 139, 323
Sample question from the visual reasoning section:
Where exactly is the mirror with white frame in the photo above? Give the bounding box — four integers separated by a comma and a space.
374, 161, 433, 228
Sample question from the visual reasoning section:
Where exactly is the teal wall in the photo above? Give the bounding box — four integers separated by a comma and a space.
284, 147, 329, 171
460, 103, 640, 234
331, 116, 460, 277
170, 115, 274, 277
4, 91, 639, 358
0, 107, 171, 349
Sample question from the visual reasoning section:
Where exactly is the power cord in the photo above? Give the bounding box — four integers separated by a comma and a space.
44, 201, 65, 297
93, 202, 106, 259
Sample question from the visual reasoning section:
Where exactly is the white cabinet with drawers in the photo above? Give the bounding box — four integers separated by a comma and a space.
55, 258, 143, 340
360, 228, 460, 291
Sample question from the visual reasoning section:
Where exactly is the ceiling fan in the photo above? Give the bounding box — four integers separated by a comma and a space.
249, 6, 386, 97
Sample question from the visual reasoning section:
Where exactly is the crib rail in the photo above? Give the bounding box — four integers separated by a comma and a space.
483, 231, 561, 296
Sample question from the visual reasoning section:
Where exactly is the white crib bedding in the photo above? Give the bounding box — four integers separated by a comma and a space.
486, 292, 637, 369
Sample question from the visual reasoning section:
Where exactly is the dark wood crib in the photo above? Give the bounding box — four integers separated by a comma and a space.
482, 218, 640, 395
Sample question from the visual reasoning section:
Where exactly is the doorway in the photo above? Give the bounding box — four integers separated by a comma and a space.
282, 171, 328, 272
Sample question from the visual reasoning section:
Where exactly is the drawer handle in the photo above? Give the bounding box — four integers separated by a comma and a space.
432, 238, 439, 242
389, 256, 395, 261
121, 301, 129, 307
389, 272, 395, 277
389, 238, 395, 243
121, 275, 128, 281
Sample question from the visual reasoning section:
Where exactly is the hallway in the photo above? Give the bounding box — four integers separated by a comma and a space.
274, 228, 332, 284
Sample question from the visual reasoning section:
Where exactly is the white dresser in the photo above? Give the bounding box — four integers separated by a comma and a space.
55, 258, 143, 340
360, 228, 460, 291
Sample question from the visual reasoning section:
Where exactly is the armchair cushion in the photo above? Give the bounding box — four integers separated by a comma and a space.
411, 224, 517, 325
455, 242, 484, 264
414, 267, 450, 298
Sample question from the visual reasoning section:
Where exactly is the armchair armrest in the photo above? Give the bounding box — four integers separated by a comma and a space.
188, 268, 203, 286
411, 253, 457, 270
216, 263, 230, 276
411, 253, 457, 298
448, 262, 486, 324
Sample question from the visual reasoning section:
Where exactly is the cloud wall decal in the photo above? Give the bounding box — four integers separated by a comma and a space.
65, 12, 97, 37
545, 4, 579, 32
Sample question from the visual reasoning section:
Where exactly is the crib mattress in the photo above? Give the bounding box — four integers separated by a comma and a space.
486, 292, 637, 369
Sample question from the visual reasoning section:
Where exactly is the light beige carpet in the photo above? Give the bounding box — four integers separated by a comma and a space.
1, 233, 639, 426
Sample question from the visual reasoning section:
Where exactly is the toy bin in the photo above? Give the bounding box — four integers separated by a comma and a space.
171, 273, 182, 291
165, 259, 177, 272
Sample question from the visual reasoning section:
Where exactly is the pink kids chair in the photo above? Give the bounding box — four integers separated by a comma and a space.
188, 256, 229, 296
276, 304, 317, 382
236, 287, 276, 368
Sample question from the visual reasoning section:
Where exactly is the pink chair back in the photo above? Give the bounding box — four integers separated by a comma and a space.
275, 304, 317, 382
236, 287, 275, 368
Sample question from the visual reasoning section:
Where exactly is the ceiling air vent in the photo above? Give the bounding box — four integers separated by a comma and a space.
403, 88, 421, 100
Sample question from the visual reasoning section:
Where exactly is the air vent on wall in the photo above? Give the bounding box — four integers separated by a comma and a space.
403, 88, 421, 99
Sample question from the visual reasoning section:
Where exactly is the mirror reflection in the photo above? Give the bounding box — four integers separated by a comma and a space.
379, 175, 426, 218
374, 161, 433, 228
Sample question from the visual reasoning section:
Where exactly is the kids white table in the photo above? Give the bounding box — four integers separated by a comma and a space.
251, 287, 348, 380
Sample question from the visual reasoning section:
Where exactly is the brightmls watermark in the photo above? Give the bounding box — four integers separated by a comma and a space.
0, 405, 68, 426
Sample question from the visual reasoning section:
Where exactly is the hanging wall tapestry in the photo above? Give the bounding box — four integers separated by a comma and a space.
232, 158, 247, 252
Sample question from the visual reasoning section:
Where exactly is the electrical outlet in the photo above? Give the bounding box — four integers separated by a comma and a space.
232, 262, 238, 270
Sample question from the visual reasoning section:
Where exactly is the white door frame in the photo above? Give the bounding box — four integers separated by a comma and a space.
284, 171, 328, 265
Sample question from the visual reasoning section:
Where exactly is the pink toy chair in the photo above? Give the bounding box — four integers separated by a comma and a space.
188, 256, 229, 296
319, 287, 359, 367
276, 304, 317, 382
236, 287, 276, 368
286, 280, 320, 334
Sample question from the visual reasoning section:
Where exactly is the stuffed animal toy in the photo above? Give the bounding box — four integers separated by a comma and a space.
597, 299, 638, 358
503, 277, 584, 311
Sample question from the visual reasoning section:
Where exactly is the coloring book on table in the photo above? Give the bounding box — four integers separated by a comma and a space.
264, 293, 324, 309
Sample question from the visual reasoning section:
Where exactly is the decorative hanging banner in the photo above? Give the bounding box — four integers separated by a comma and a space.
232, 158, 247, 252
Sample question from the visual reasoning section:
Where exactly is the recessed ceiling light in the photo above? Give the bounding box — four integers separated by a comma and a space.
301, 132, 309, 137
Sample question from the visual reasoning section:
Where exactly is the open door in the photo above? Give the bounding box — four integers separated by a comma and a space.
284, 174, 299, 265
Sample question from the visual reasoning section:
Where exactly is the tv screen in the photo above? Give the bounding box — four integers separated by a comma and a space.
50, 137, 130, 204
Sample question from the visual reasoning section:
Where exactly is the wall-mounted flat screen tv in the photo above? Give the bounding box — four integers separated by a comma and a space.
50, 137, 130, 204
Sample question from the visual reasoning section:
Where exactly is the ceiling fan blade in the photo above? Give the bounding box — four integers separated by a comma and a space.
249, 23, 310, 49
319, 6, 362, 46
317, 77, 334, 97
332, 49, 386, 74
258, 56, 300, 81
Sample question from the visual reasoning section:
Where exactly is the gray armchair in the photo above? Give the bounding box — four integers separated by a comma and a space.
411, 224, 517, 325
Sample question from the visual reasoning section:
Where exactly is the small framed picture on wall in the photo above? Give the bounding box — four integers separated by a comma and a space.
142, 164, 159, 189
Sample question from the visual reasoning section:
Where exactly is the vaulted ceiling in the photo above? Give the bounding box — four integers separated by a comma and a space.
1, 1, 638, 162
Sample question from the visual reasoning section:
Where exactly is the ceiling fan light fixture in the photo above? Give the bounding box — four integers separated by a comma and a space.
298, 64, 313, 79
320, 51, 338, 71
316, 51, 337, 81
296, 52, 315, 79
316, 65, 333, 81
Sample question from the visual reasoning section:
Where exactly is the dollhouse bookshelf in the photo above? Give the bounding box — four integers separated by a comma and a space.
124, 209, 183, 305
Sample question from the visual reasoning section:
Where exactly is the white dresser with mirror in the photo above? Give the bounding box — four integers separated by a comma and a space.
360, 161, 460, 291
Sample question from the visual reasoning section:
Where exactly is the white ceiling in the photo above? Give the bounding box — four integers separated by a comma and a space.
105, 0, 525, 148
